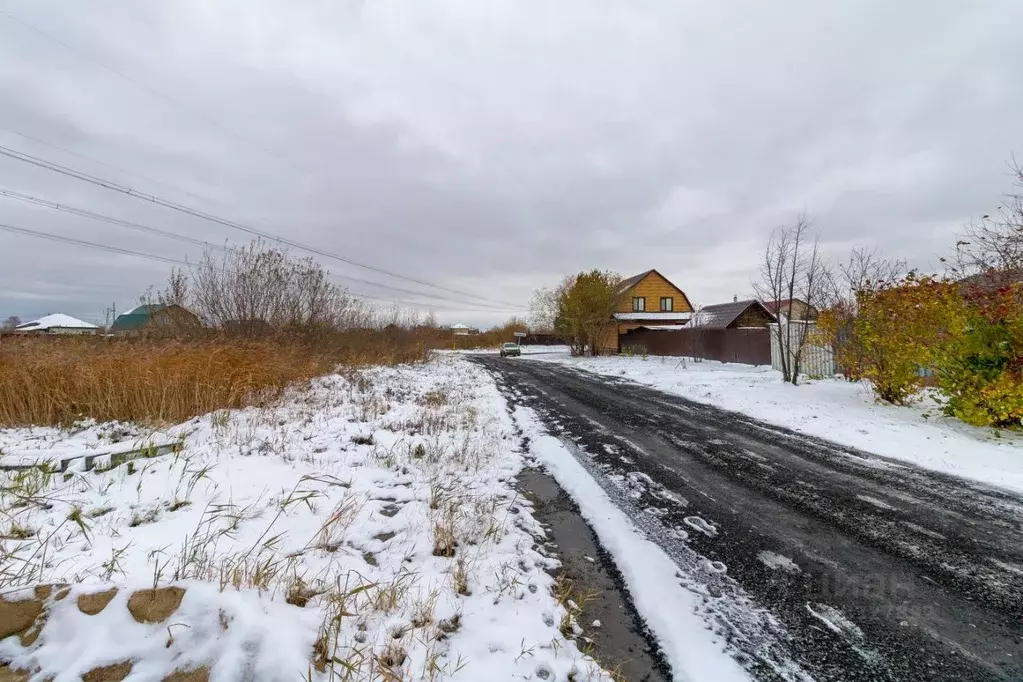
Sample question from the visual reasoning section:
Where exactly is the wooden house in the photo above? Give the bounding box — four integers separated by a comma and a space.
689, 299, 777, 330
763, 298, 818, 322
599, 269, 694, 352
14, 313, 99, 335
111, 304, 202, 335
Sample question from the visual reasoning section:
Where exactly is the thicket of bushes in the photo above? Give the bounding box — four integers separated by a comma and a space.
819, 268, 1022, 427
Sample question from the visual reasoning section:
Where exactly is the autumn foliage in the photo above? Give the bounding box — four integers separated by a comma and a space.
935, 280, 1023, 426
818, 274, 952, 403
818, 273, 1023, 427
545, 270, 621, 356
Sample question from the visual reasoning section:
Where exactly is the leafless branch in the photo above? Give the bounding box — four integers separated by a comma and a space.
753, 213, 831, 384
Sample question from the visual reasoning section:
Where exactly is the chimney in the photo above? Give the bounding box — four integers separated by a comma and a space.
733, 295, 738, 303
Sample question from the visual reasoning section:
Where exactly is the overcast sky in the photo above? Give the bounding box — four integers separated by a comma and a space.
1, 0, 1021, 327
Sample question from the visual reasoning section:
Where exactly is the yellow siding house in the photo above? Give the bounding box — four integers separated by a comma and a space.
599, 269, 694, 353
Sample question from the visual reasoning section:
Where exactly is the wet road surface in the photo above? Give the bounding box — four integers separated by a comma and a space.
476, 356, 1023, 681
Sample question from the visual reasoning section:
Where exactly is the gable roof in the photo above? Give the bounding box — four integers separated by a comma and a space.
111, 304, 198, 331
112, 304, 164, 331
763, 298, 808, 314
123, 303, 167, 316
15, 314, 98, 331
617, 269, 694, 310
690, 299, 776, 330
617, 269, 654, 294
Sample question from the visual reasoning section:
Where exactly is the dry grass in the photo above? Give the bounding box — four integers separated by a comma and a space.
0, 347, 553, 682
0, 333, 430, 427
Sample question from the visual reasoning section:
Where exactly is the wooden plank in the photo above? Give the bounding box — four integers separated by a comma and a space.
0, 441, 182, 473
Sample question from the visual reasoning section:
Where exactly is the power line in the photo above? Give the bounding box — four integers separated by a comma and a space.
0, 220, 518, 314
0, 187, 522, 312
0, 222, 188, 266
0, 188, 227, 252
0, 143, 527, 310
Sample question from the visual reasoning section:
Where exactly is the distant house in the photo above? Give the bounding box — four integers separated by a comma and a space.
111, 304, 202, 334
14, 314, 98, 335
599, 269, 694, 352
764, 298, 818, 322
450, 323, 479, 336
689, 299, 777, 330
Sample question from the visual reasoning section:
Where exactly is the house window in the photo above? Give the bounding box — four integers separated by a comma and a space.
660, 297, 673, 312
632, 297, 646, 312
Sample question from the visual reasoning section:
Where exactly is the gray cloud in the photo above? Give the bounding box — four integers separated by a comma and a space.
1, 0, 1021, 327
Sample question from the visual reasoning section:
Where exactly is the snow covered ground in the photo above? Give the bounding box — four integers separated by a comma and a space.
530, 352, 1023, 496
513, 406, 750, 682
0, 420, 180, 468
0, 356, 638, 681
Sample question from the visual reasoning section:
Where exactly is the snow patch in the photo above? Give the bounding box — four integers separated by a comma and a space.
805, 602, 863, 641
684, 515, 719, 538
758, 551, 801, 573
0, 583, 317, 681
804, 603, 881, 665
856, 495, 896, 510
990, 558, 1023, 576
515, 406, 750, 682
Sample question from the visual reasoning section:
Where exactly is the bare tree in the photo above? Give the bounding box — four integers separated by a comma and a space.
1, 315, 20, 331
837, 247, 906, 311
529, 276, 573, 332
947, 156, 1023, 283
189, 240, 370, 336
754, 213, 831, 384
160, 268, 189, 307
819, 247, 906, 378
376, 303, 422, 330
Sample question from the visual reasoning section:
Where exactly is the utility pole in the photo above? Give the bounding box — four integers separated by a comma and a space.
104, 302, 116, 330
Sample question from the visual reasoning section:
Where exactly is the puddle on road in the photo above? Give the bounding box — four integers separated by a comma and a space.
517, 467, 672, 682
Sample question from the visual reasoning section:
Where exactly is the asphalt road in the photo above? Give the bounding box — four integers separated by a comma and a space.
475, 355, 1023, 682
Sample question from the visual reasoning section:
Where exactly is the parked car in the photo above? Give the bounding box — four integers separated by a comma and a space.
500, 342, 521, 358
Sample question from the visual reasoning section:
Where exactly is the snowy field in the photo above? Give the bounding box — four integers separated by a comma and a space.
531, 352, 1023, 495
0, 356, 630, 681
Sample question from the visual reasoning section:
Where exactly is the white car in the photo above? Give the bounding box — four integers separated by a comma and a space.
499, 342, 521, 357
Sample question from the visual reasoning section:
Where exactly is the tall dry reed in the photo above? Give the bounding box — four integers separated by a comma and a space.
0, 332, 429, 427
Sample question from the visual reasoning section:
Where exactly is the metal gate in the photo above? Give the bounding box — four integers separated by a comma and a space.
768, 321, 836, 377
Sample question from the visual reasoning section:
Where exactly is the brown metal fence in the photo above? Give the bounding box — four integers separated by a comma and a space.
619, 328, 772, 365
